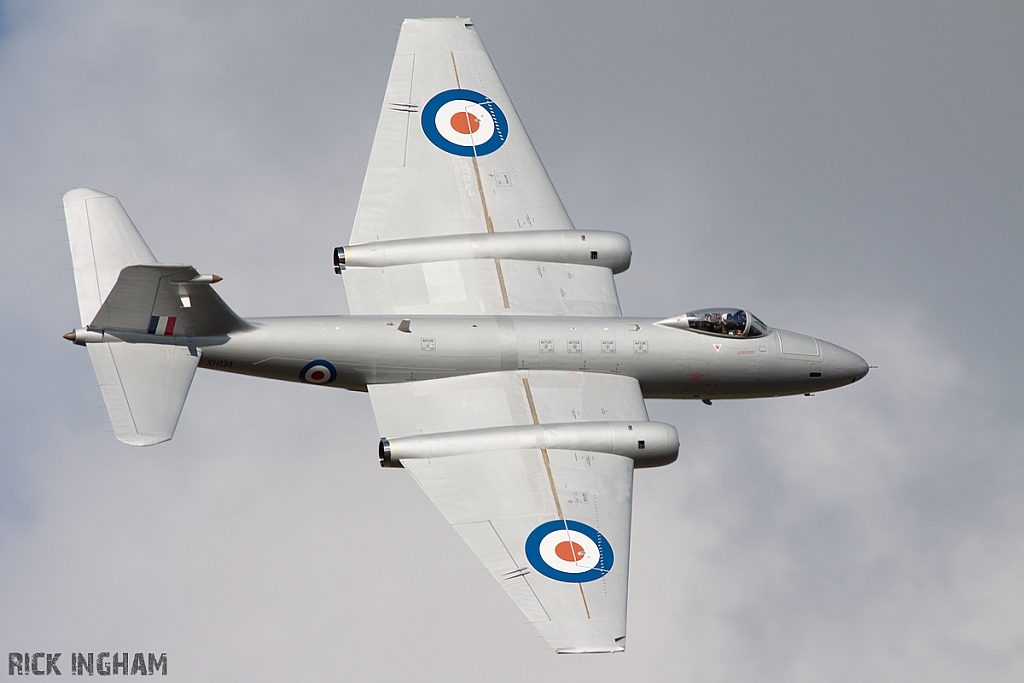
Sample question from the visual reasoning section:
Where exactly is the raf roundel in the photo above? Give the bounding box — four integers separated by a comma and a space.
299, 359, 337, 385
525, 520, 614, 583
421, 89, 508, 157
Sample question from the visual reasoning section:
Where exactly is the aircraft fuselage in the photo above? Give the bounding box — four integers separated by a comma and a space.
174, 315, 869, 400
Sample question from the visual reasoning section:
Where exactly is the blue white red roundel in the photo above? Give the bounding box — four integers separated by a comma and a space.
299, 360, 337, 385
525, 520, 613, 583
421, 89, 508, 157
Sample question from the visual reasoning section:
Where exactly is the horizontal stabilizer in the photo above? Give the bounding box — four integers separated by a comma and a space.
91, 264, 247, 337
87, 342, 200, 446
64, 188, 157, 326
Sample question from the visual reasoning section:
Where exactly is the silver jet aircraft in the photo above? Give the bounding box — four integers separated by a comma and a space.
63, 18, 868, 653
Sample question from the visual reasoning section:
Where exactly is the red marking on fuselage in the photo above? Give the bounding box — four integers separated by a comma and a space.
688, 372, 706, 381
310, 370, 325, 381
555, 540, 586, 563
450, 111, 480, 134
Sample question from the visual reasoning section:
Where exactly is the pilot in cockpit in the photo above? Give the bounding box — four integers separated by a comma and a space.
725, 310, 747, 335
684, 308, 768, 338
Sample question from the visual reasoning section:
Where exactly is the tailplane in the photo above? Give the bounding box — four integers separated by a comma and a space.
64, 188, 157, 326
63, 189, 244, 445
85, 343, 200, 446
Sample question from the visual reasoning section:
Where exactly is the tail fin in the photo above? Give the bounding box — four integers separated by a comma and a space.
63, 188, 244, 445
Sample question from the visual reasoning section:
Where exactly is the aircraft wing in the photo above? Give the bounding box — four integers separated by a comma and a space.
369, 370, 645, 652
343, 18, 622, 316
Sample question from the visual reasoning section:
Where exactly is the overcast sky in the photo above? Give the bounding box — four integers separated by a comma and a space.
2, 1, 1022, 681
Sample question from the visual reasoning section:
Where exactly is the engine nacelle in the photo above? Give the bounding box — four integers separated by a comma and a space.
379, 420, 678, 469
335, 230, 631, 274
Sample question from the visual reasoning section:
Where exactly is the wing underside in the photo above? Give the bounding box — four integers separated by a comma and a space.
369, 370, 648, 652
343, 18, 621, 317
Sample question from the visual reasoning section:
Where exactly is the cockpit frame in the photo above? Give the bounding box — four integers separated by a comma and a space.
655, 308, 770, 339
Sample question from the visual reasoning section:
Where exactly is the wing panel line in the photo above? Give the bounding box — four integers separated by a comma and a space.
521, 377, 563, 519
451, 51, 460, 86
452, 50, 509, 308
522, 376, 592, 619
402, 54, 415, 167
487, 519, 552, 619
493, 259, 510, 308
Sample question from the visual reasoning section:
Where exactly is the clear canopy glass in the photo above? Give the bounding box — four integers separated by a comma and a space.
684, 308, 769, 338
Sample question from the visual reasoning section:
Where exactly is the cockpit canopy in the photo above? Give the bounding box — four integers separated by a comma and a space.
662, 308, 770, 338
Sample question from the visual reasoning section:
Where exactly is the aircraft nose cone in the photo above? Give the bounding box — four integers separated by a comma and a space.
828, 342, 869, 384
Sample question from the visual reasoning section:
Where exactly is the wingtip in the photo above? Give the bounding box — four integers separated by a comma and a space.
117, 433, 172, 447
555, 645, 626, 654
63, 187, 111, 203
